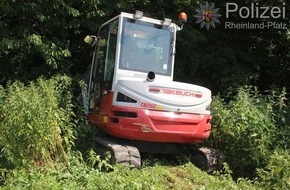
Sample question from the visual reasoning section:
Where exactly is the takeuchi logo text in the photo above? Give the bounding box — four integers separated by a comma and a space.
148, 87, 203, 98
194, 2, 222, 30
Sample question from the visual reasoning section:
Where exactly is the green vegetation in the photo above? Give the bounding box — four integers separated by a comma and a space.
0, 161, 258, 190
0, 76, 74, 168
209, 87, 290, 189
0, 0, 289, 189
209, 87, 289, 179
0, 79, 289, 189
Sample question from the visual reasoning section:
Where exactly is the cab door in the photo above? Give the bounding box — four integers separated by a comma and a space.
87, 19, 118, 113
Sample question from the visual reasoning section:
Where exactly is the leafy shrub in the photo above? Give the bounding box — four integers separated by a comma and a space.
256, 149, 290, 190
268, 88, 290, 150
0, 75, 74, 167
209, 87, 288, 178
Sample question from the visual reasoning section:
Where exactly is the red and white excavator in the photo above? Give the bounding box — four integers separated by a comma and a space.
82, 11, 220, 171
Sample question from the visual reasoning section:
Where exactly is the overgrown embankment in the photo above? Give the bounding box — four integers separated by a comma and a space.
0, 77, 289, 189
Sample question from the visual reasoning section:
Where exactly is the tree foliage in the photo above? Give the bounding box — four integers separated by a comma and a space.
0, 0, 150, 83
175, 0, 290, 93
1, 0, 289, 93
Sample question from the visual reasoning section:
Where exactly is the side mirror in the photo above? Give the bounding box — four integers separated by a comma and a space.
178, 12, 187, 30
84, 35, 97, 46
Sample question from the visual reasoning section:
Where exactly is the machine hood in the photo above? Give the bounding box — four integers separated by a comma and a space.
113, 77, 211, 115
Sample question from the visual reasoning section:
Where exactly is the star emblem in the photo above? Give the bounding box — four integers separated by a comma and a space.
194, 2, 222, 30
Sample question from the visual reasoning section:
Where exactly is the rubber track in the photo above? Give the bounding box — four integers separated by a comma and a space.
196, 147, 222, 173
96, 137, 141, 169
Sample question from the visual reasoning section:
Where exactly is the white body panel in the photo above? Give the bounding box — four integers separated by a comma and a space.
113, 76, 211, 115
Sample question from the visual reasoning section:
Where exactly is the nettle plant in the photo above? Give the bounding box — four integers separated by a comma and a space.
209, 86, 288, 179
0, 75, 75, 167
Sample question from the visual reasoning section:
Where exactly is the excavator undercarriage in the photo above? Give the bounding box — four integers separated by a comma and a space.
95, 136, 222, 172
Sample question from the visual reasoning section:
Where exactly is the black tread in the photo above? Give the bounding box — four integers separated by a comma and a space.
96, 137, 141, 169
191, 147, 223, 173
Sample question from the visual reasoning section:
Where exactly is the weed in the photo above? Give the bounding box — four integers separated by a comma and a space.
0, 75, 75, 167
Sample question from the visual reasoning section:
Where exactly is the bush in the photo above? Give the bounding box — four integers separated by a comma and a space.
256, 149, 290, 190
0, 75, 75, 167
209, 87, 288, 178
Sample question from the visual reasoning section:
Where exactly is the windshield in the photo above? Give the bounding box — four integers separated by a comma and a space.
119, 18, 174, 76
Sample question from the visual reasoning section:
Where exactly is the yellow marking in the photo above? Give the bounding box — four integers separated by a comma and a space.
103, 116, 108, 123
141, 126, 153, 133
156, 105, 163, 110
133, 123, 153, 133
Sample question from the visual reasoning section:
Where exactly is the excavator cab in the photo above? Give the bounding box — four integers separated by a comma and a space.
84, 11, 178, 113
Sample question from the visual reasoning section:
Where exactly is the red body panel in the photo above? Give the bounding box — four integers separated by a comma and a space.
88, 92, 212, 144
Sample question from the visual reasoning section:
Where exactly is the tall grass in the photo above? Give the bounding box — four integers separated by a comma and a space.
0, 75, 75, 167
208, 86, 289, 188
